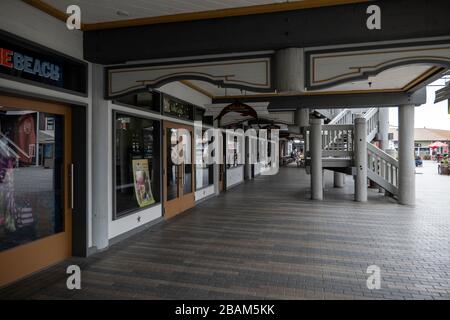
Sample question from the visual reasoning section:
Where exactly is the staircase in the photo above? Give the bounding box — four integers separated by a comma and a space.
305, 108, 399, 198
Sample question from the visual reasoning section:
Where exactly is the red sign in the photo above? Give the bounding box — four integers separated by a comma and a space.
0, 48, 13, 68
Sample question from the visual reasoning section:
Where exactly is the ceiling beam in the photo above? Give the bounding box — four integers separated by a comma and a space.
84, 0, 450, 64
212, 89, 427, 109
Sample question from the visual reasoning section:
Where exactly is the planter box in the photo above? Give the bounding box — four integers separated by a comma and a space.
440, 165, 450, 175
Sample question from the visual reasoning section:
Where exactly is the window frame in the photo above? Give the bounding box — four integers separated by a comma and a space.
112, 110, 162, 220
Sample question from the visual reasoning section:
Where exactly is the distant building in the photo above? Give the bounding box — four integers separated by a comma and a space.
389, 127, 450, 156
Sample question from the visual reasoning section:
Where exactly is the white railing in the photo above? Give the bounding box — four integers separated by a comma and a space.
322, 125, 354, 156
329, 109, 353, 125
306, 124, 354, 157
305, 107, 398, 197
367, 143, 399, 196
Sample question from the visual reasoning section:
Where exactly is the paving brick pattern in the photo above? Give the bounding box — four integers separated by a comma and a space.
1, 161, 449, 300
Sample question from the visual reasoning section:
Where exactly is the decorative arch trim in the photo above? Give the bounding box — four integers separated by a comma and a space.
306, 42, 450, 91
105, 56, 273, 99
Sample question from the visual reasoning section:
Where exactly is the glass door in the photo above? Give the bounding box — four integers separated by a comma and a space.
0, 95, 72, 287
163, 121, 194, 219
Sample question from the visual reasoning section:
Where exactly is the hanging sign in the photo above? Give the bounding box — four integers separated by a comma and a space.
216, 101, 258, 122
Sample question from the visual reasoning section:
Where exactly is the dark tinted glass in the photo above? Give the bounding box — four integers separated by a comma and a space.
114, 113, 160, 218
0, 109, 64, 252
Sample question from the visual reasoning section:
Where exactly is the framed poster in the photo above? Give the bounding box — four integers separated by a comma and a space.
132, 159, 155, 208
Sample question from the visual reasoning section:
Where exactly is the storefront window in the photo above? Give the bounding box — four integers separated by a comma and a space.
0, 109, 64, 252
114, 113, 160, 219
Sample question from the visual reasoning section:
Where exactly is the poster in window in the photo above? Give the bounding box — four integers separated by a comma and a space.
132, 159, 155, 207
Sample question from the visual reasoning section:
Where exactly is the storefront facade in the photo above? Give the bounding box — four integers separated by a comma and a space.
0, 1, 251, 287
91, 64, 219, 252
0, 1, 91, 286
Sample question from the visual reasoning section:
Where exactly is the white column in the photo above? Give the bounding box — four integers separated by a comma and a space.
274, 48, 304, 93
91, 64, 110, 250
295, 108, 310, 140
378, 107, 389, 193
398, 105, 416, 205
213, 119, 221, 195
378, 107, 390, 151
310, 119, 323, 200
245, 136, 253, 180
274, 48, 309, 140
334, 172, 345, 188
354, 117, 368, 202
295, 108, 310, 128
284, 140, 290, 157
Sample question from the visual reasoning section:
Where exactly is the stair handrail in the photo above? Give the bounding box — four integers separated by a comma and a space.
367, 142, 399, 196
314, 108, 342, 121
329, 109, 352, 125
362, 108, 379, 141
306, 124, 354, 156
367, 143, 398, 168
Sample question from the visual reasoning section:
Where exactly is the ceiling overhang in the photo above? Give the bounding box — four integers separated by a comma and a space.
23, 0, 370, 31
81, 0, 450, 64
106, 38, 450, 103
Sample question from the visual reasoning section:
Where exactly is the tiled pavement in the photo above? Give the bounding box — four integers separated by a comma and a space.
1, 161, 449, 300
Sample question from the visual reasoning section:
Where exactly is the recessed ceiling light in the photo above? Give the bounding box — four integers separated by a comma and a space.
116, 10, 130, 17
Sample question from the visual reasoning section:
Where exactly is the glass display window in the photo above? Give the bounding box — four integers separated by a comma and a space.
113, 112, 161, 219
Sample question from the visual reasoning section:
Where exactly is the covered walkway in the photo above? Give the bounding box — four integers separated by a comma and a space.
1, 163, 449, 300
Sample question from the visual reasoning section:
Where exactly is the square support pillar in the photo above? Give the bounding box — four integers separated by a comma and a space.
398, 105, 416, 206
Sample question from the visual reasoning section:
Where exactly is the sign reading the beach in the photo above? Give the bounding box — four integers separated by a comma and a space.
132, 159, 155, 208
0, 31, 87, 94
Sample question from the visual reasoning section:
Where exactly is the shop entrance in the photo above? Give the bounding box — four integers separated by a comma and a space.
219, 164, 225, 192
163, 121, 195, 219
0, 95, 72, 287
